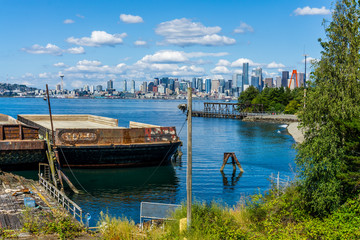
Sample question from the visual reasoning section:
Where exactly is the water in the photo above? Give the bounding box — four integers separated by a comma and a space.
0, 97, 296, 226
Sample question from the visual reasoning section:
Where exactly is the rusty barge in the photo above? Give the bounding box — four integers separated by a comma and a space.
0, 114, 46, 170
17, 114, 181, 168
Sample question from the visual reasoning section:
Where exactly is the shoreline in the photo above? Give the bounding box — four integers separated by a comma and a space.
243, 114, 304, 143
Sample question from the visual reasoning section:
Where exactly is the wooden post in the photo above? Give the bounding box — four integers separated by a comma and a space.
187, 87, 192, 228
46, 84, 55, 145
220, 153, 244, 173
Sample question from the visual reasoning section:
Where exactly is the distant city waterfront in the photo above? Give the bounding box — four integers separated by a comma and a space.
2, 97, 296, 226
1, 67, 306, 101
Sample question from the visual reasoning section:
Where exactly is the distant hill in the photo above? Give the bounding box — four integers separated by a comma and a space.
0, 82, 39, 96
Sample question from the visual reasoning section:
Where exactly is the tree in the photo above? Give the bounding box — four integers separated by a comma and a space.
296, 0, 360, 217
238, 86, 259, 104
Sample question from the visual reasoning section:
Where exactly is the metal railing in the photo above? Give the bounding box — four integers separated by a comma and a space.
39, 175, 83, 223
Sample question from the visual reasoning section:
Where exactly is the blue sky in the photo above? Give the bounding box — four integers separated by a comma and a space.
0, 0, 333, 90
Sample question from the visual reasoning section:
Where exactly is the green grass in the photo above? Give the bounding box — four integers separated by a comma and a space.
96, 184, 360, 239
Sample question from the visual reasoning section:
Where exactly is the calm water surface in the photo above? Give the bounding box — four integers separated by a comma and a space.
0, 97, 296, 226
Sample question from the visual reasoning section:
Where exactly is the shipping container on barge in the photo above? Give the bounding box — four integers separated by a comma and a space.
17, 114, 182, 168
0, 114, 46, 170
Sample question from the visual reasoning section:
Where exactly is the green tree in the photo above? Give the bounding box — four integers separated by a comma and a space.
296, 0, 360, 217
238, 86, 259, 104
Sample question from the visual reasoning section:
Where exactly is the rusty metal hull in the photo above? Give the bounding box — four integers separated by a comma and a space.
57, 141, 181, 168
0, 140, 47, 170
0, 116, 47, 170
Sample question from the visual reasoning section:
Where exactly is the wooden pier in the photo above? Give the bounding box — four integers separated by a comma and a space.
192, 102, 263, 119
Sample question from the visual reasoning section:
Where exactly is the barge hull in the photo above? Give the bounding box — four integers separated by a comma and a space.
58, 142, 181, 168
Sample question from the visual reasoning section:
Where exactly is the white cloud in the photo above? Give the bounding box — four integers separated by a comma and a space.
216, 59, 231, 66
54, 62, 68, 67
76, 14, 85, 19
155, 18, 236, 46
185, 52, 228, 58
120, 14, 144, 23
64, 19, 74, 24
22, 44, 63, 56
139, 50, 189, 63
234, 22, 254, 34
302, 56, 318, 63
266, 61, 285, 68
231, 58, 260, 67
134, 40, 147, 46
22, 44, 85, 56
234, 69, 243, 74
67, 31, 127, 47
71, 80, 84, 88
211, 66, 230, 74
39, 72, 50, 78
294, 6, 331, 16
66, 46, 85, 54
65, 59, 127, 74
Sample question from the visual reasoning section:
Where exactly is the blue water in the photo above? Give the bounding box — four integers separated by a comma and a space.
0, 97, 296, 226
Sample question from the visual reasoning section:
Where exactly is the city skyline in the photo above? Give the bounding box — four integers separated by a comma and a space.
0, 0, 332, 89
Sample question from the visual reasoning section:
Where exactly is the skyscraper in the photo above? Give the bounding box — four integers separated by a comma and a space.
242, 63, 249, 85
205, 78, 211, 93
123, 80, 127, 92
197, 78, 203, 91
191, 77, 197, 89
107, 79, 114, 91
282, 71, 289, 88
253, 67, 263, 90
131, 80, 135, 93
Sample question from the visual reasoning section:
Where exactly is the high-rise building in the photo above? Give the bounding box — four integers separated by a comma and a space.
242, 63, 249, 85
83, 84, 90, 92
197, 78, 203, 91
275, 77, 282, 88
90, 85, 95, 93
131, 80, 135, 93
264, 78, 273, 88
205, 78, 211, 93
154, 78, 159, 86
142, 82, 148, 93
107, 79, 114, 92
56, 84, 61, 91
96, 85, 103, 92
191, 77, 197, 89
211, 79, 220, 92
282, 71, 289, 88
253, 67, 263, 90
251, 76, 260, 90
297, 72, 305, 87
148, 82, 154, 92
123, 80, 127, 92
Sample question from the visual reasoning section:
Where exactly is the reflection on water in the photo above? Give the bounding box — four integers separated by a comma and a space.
221, 171, 243, 189
63, 166, 178, 225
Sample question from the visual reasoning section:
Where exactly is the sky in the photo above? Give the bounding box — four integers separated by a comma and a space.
0, 0, 333, 90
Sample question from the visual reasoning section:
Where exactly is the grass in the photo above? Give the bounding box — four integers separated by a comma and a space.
21, 207, 84, 239
96, 183, 360, 239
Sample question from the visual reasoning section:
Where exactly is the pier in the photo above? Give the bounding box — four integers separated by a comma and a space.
192, 102, 264, 119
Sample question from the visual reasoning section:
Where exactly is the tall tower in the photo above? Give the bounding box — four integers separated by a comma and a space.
59, 74, 64, 94
124, 80, 127, 92
242, 63, 249, 85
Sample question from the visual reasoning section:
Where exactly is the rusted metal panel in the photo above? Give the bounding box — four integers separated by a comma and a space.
0, 124, 39, 140
0, 140, 46, 151
54, 126, 179, 146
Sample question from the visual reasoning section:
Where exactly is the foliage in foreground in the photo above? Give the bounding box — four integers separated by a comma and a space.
296, 0, 360, 217
21, 208, 83, 239
96, 185, 360, 239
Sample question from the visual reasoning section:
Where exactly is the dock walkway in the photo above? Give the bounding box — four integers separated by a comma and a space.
0, 171, 57, 230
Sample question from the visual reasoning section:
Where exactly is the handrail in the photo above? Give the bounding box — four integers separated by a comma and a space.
38, 174, 83, 224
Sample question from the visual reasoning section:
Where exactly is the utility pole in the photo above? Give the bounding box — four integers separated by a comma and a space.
187, 87, 192, 228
